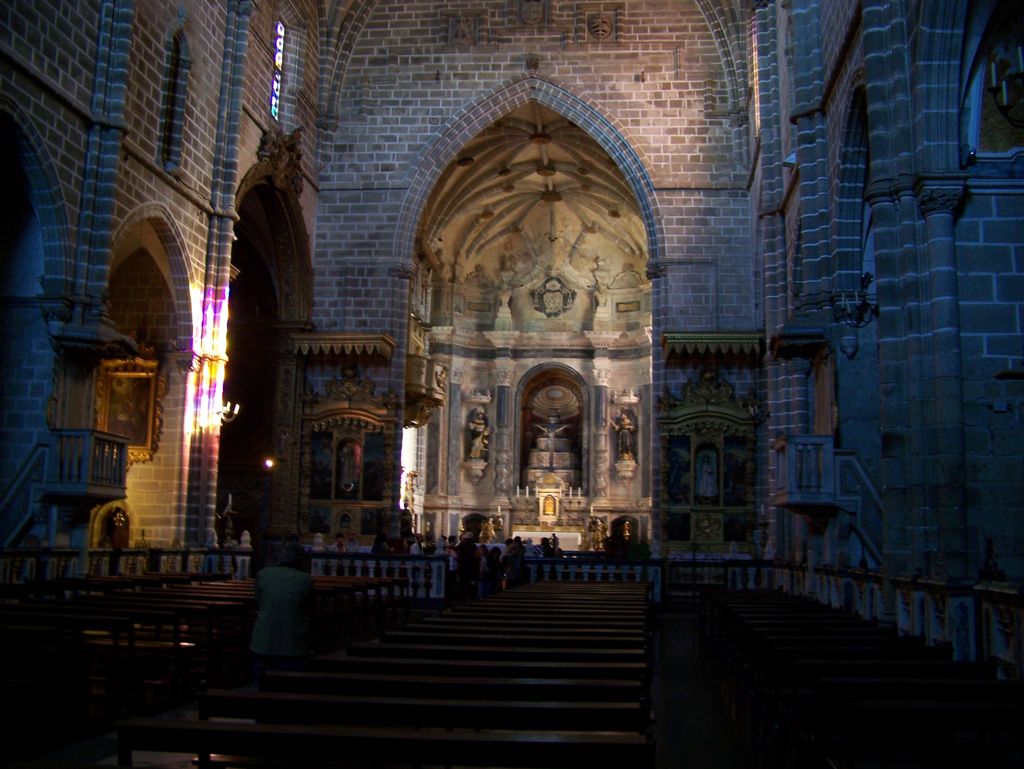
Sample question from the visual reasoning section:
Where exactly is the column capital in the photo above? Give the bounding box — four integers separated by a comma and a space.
915, 176, 966, 217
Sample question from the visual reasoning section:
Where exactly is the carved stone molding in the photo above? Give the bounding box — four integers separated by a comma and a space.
662, 332, 764, 360
916, 183, 965, 217
257, 126, 303, 194
322, 367, 398, 410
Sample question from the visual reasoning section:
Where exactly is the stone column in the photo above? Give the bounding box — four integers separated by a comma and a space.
447, 371, 462, 499
592, 366, 610, 500
493, 361, 513, 500
183, 0, 254, 545
917, 179, 968, 579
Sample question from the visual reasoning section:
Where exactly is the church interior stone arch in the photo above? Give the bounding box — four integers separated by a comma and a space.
2, 0, 1024, 694
405, 101, 654, 549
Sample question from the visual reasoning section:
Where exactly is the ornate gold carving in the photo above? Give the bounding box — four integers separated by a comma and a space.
323, 366, 398, 410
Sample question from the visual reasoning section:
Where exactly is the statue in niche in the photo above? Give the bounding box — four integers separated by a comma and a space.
612, 408, 637, 461
466, 407, 490, 460
695, 446, 719, 503
466, 263, 491, 288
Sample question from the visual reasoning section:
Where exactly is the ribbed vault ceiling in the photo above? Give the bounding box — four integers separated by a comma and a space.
419, 103, 647, 286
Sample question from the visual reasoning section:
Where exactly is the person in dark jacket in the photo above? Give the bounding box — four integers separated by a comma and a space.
249, 542, 313, 681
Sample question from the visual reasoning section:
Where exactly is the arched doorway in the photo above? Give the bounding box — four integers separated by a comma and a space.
219, 164, 310, 549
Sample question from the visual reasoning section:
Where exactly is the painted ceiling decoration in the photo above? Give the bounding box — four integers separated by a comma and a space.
419, 102, 648, 295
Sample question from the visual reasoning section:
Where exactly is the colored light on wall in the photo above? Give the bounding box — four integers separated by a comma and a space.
270, 21, 285, 120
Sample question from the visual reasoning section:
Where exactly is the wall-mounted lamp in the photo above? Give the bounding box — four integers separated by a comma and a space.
830, 272, 878, 329
988, 43, 1024, 128
216, 401, 240, 423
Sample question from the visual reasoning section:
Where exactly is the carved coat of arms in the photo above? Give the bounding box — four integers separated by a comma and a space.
531, 276, 576, 318
520, 0, 546, 26
588, 12, 614, 41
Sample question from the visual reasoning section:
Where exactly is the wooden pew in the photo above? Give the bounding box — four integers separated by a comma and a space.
344, 638, 646, 663
199, 687, 650, 732
118, 580, 655, 769
812, 694, 1024, 769
310, 652, 648, 680
698, 589, 1021, 769
117, 718, 655, 769
259, 669, 646, 704
379, 627, 646, 649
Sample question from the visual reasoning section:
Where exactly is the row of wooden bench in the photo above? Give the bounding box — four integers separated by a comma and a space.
700, 589, 1024, 769
117, 580, 657, 769
0, 570, 410, 755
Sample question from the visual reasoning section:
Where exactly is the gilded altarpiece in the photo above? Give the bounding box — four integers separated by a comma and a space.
298, 369, 398, 541
659, 371, 756, 555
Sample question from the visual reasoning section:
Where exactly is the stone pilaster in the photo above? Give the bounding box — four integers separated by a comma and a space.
916, 178, 968, 579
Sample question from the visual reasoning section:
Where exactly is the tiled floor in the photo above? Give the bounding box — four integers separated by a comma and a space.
29, 607, 746, 769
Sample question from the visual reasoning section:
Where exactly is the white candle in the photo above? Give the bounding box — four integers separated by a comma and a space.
227, 493, 232, 507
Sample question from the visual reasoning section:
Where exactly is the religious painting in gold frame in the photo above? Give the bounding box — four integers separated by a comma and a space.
95, 357, 166, 465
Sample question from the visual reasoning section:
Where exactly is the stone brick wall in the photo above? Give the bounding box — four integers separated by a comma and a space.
314, 0, 751, 336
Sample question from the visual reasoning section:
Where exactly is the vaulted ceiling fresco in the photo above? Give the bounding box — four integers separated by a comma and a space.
419, 103, 649, 333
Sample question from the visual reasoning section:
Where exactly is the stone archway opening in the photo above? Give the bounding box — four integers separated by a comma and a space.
218, 183, 290, 549
408, 100, 653, 549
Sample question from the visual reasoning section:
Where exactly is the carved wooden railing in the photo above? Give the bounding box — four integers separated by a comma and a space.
48, 429, 128, 499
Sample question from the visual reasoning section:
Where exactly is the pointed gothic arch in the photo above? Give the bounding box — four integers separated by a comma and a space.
111, 205, 196, 353
394, 76, 665, 272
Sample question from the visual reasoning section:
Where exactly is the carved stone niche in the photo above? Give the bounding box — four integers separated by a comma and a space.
445, 13, 485, 48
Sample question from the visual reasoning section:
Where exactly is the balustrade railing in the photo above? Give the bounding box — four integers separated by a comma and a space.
48, 429, 128, 498
311, 552, 446, 602
521, 557, 662, 602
